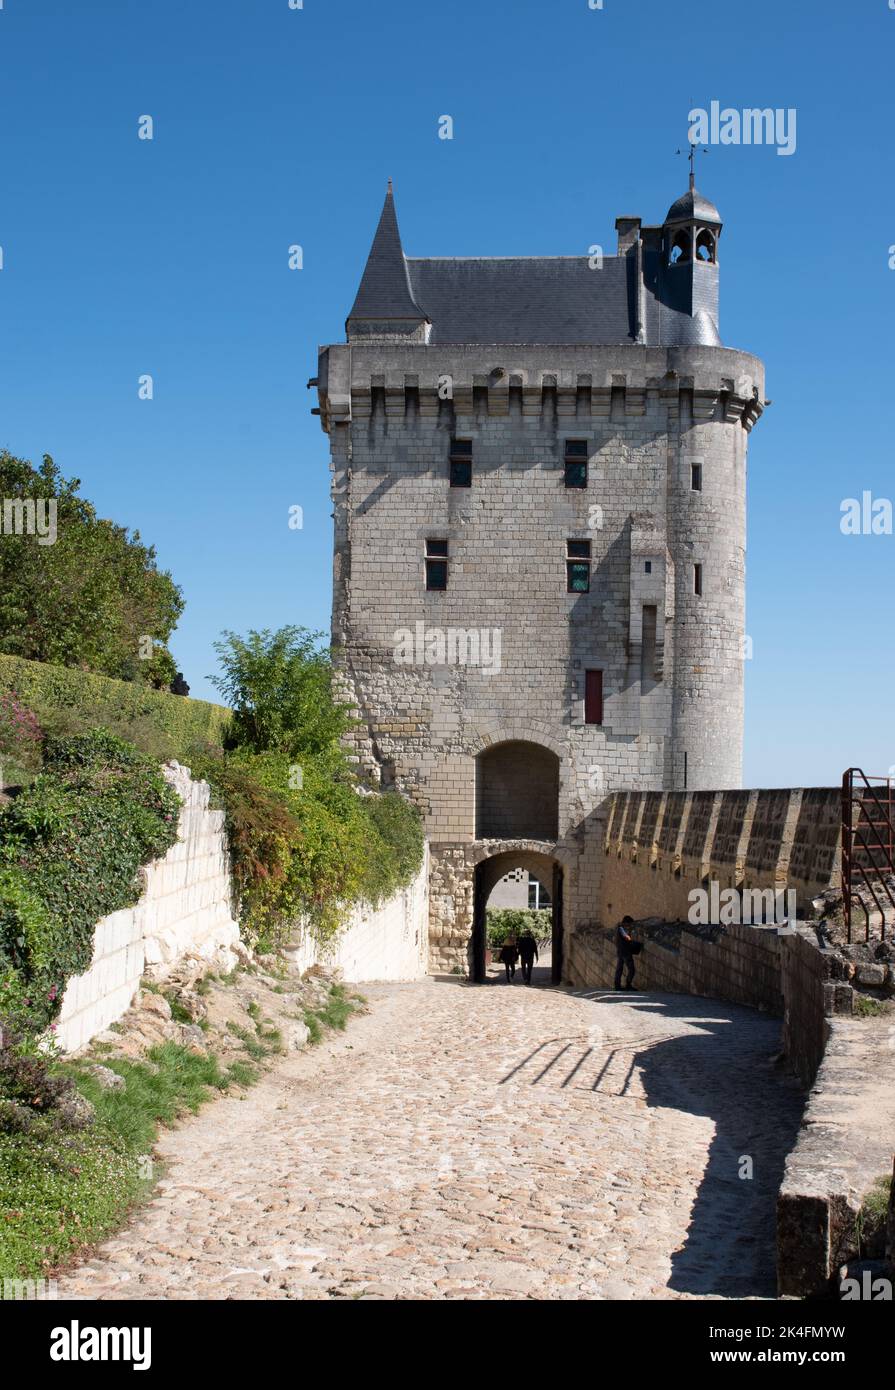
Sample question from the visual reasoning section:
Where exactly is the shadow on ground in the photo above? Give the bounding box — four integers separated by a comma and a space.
499, 985, 805, 1298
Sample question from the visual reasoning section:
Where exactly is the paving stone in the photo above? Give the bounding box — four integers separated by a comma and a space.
55, 979, 800, 1301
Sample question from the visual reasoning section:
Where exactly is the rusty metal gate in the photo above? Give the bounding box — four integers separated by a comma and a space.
841, 768, 895, 942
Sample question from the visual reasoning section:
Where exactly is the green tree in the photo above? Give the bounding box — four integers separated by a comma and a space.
0, 452, 183, 686
210, 627, 350, 758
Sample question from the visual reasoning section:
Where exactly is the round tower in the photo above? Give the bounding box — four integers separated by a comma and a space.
661, 185, 760, 790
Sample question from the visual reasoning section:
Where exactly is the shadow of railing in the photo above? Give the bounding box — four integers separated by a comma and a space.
499, 990, 804, 1298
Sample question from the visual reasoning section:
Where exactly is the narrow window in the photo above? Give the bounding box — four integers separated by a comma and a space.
425, 538, 449, 591
694, 563, 703, 596
449, 438, 472, 488
566, 539, 591, 593
691, 462, 703, 492
641, 606, 657, 694
584, 669, 603, 725
564, 439, 588, 489
644, 560, 652, 574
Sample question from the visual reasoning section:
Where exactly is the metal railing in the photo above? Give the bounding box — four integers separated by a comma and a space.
841, 768, 895, 942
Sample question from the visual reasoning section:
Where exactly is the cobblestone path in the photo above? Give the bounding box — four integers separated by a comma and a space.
56, 975, 803, 1300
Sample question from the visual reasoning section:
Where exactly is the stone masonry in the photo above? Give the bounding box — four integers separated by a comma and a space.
314, 180, 767, 975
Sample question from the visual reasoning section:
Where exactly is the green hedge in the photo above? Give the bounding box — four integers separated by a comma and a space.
0, 654, 230, 764
486, 908, 552, 949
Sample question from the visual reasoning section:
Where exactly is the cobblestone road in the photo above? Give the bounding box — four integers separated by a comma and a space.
57, 972, 803, 1300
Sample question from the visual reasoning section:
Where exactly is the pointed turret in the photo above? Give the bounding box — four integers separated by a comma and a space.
346, 182, 430, 342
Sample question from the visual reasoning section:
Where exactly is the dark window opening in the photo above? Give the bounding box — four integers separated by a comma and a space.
566, 538, 591, 593
645, 560, 652, 574
691, 462, 703, 492
425, 538, 449, 591
449, 438, 472, 488
641, 606, 657, 694
694, 563, 703, 596
564, 439, 588, 489
584, 669, 603, 725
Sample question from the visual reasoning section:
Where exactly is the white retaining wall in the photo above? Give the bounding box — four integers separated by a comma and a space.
54, 766, 430, 1052
55, 763, 241, 1053
284, 844, 430, 982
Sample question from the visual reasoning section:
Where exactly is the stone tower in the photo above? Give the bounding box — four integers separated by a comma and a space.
313, 178, 766, 978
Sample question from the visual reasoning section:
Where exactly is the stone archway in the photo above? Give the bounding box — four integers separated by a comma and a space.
471, 847, 564, 985
475, 741, 559, 840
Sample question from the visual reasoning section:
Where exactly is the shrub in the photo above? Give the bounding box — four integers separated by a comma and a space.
0, 451, 183, 685
197, 628, 424, 954
194, 746, 424, 954
0, 730, 181, 1035
210, 627, 350, 758
363, 792, 425, 902
0, 1026, 75, 1126
0, 692, 43, 777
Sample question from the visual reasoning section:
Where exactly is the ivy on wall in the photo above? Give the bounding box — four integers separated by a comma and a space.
0, 731, 180, 1036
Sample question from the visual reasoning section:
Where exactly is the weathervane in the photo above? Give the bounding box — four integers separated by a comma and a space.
676, 142, 708, 190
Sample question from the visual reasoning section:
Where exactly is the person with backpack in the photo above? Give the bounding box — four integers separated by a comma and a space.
614, 915, 639, 991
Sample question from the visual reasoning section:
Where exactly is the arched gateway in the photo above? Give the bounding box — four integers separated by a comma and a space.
472, 847, 564, 985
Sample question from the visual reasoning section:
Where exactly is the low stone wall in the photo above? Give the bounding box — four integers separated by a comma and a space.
567, 920, 785, 1015
285, 845, 430, 982
55, 763, 241, 1053
778, 1017, 895, 1297
567, 920, 849, 1088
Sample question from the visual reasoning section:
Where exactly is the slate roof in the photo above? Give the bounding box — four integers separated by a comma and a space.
405, 256, 633, 345
665, 185, 722, 226
346, 185, 722, 348
346, 182, 428, 323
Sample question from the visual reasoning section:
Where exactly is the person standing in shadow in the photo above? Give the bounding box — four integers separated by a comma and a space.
614, 915, 638, 991
517, 930, 539, 985
499, 936, 519, 983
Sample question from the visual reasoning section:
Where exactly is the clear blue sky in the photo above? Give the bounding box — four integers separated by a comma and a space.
1, 0, 892, 787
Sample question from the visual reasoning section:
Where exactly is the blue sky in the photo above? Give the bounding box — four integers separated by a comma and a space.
0, 0, 892, 787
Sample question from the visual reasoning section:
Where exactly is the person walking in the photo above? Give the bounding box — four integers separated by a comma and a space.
498, 936, 519, 983
517, 930, 539, 985
614, 915, 638, 991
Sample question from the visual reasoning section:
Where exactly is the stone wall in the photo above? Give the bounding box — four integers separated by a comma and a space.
566, 918, 848, 1090
284, 845, 430, 983
778, 1017, 895, 1297
600, 785, 841, 923
320, 343, 765, 975
55, 763, 242, 1054
567, 920, 785, 1015
55, 768, 431, 1051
